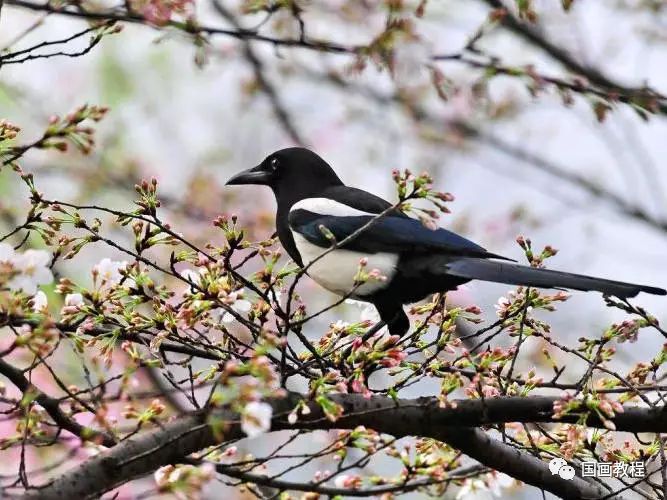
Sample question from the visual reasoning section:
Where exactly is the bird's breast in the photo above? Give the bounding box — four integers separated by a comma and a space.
291, 232, 397, 297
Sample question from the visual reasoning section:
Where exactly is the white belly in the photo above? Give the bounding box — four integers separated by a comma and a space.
292, 233, 397, 297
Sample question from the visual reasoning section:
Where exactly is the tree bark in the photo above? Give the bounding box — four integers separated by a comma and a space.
23, 393, 645, 499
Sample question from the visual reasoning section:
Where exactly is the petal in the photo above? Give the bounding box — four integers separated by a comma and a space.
65, 293, 84, 306
8, 275, 36, 295
23, 249, 51, 267
0, 243, 15, 262
32, 290, 48, 311
33, 266, 54, 285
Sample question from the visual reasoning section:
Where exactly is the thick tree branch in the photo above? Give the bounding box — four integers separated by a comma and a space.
26, 393, 658, 499
0, 358, 116, 448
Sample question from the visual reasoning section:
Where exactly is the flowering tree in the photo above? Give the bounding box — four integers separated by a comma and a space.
1, 1, 667, 499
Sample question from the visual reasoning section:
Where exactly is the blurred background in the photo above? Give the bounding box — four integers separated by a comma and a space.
1, 0, 667, 498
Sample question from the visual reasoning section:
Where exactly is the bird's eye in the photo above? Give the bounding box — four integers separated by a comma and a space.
270, 157, 280, 171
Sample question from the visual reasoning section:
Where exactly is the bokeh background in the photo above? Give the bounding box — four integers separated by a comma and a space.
1, 1, 667, 498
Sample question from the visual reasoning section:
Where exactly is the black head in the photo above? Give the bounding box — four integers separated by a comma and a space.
226, 148, 343, 206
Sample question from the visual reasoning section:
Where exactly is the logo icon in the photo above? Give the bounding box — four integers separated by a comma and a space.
549, 457, 575, 480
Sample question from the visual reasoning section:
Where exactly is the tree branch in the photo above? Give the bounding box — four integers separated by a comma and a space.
27, 393, 657, 499
4, 0, 356, 55
214, 462, 486, 496
479, 0, 667, 114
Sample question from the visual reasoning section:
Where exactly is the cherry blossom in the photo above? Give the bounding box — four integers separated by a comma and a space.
241, 401, 273, 438
345, 299, 381, 323
456, 478, 489, 499
220, 291, 252, 323
32, 290, 48, 312
65, 293, 83, 306
0, 245, 54, 295
93, 258, 128, 287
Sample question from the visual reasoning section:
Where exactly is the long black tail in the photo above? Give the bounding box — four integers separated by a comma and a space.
446, 258, 666, 298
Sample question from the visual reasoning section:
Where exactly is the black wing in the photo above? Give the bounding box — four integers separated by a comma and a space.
289, 210, 511, 260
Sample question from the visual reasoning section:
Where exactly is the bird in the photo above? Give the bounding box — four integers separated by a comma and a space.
226, 147, 666, 336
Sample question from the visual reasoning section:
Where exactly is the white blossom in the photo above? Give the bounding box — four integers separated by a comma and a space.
392, 37, 432, 88
32, 290, 48, 312
456, 479, 489, 499
332, 319, 350, 330
3, 247, 54, 295
345, 299, 381, 323
154, 465, 171, 487
65, 293, 84, 307
241, 401, 273, 438
93, 258, 128, 287
0, 243, 15, 262
221, 291, 252, 323
495, 295, 511, 311
334, 474, 350, 489
489, 473, 515, 497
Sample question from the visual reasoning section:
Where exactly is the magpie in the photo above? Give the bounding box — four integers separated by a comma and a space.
227, 147, 666, 336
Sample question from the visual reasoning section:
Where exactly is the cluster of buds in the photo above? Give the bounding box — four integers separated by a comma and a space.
392, 168, 455, 230
456, 345, 515, 372
287, 399, 312, 424
154, 463, 215, 496
602, 437, 649, 463
339, 425, 383, 455
412, 438, 461, 478
123, 398, 167, 424
43, 104, 108, 154
515, 235, 558, 267
345, 331, 407, 374
353, 257, 388, 287
557, 424, 587, 459
603, 318, 647, 344
0, 119, 20, 143
516, 366, 544, 396
309, 370, 347, 421
349, 371, 371, 399
495, 286, 568, 331
465, 373, 501, 399
354, 17, 417, 74
132, 0, 194, 26
436, 372, 464, 408
213, 213, 246, 249
553, 393, 624, 431
133, 177, 161, 217
373, 334, 407, 368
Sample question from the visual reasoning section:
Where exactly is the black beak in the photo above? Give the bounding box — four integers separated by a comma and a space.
226, 165, 272, 186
